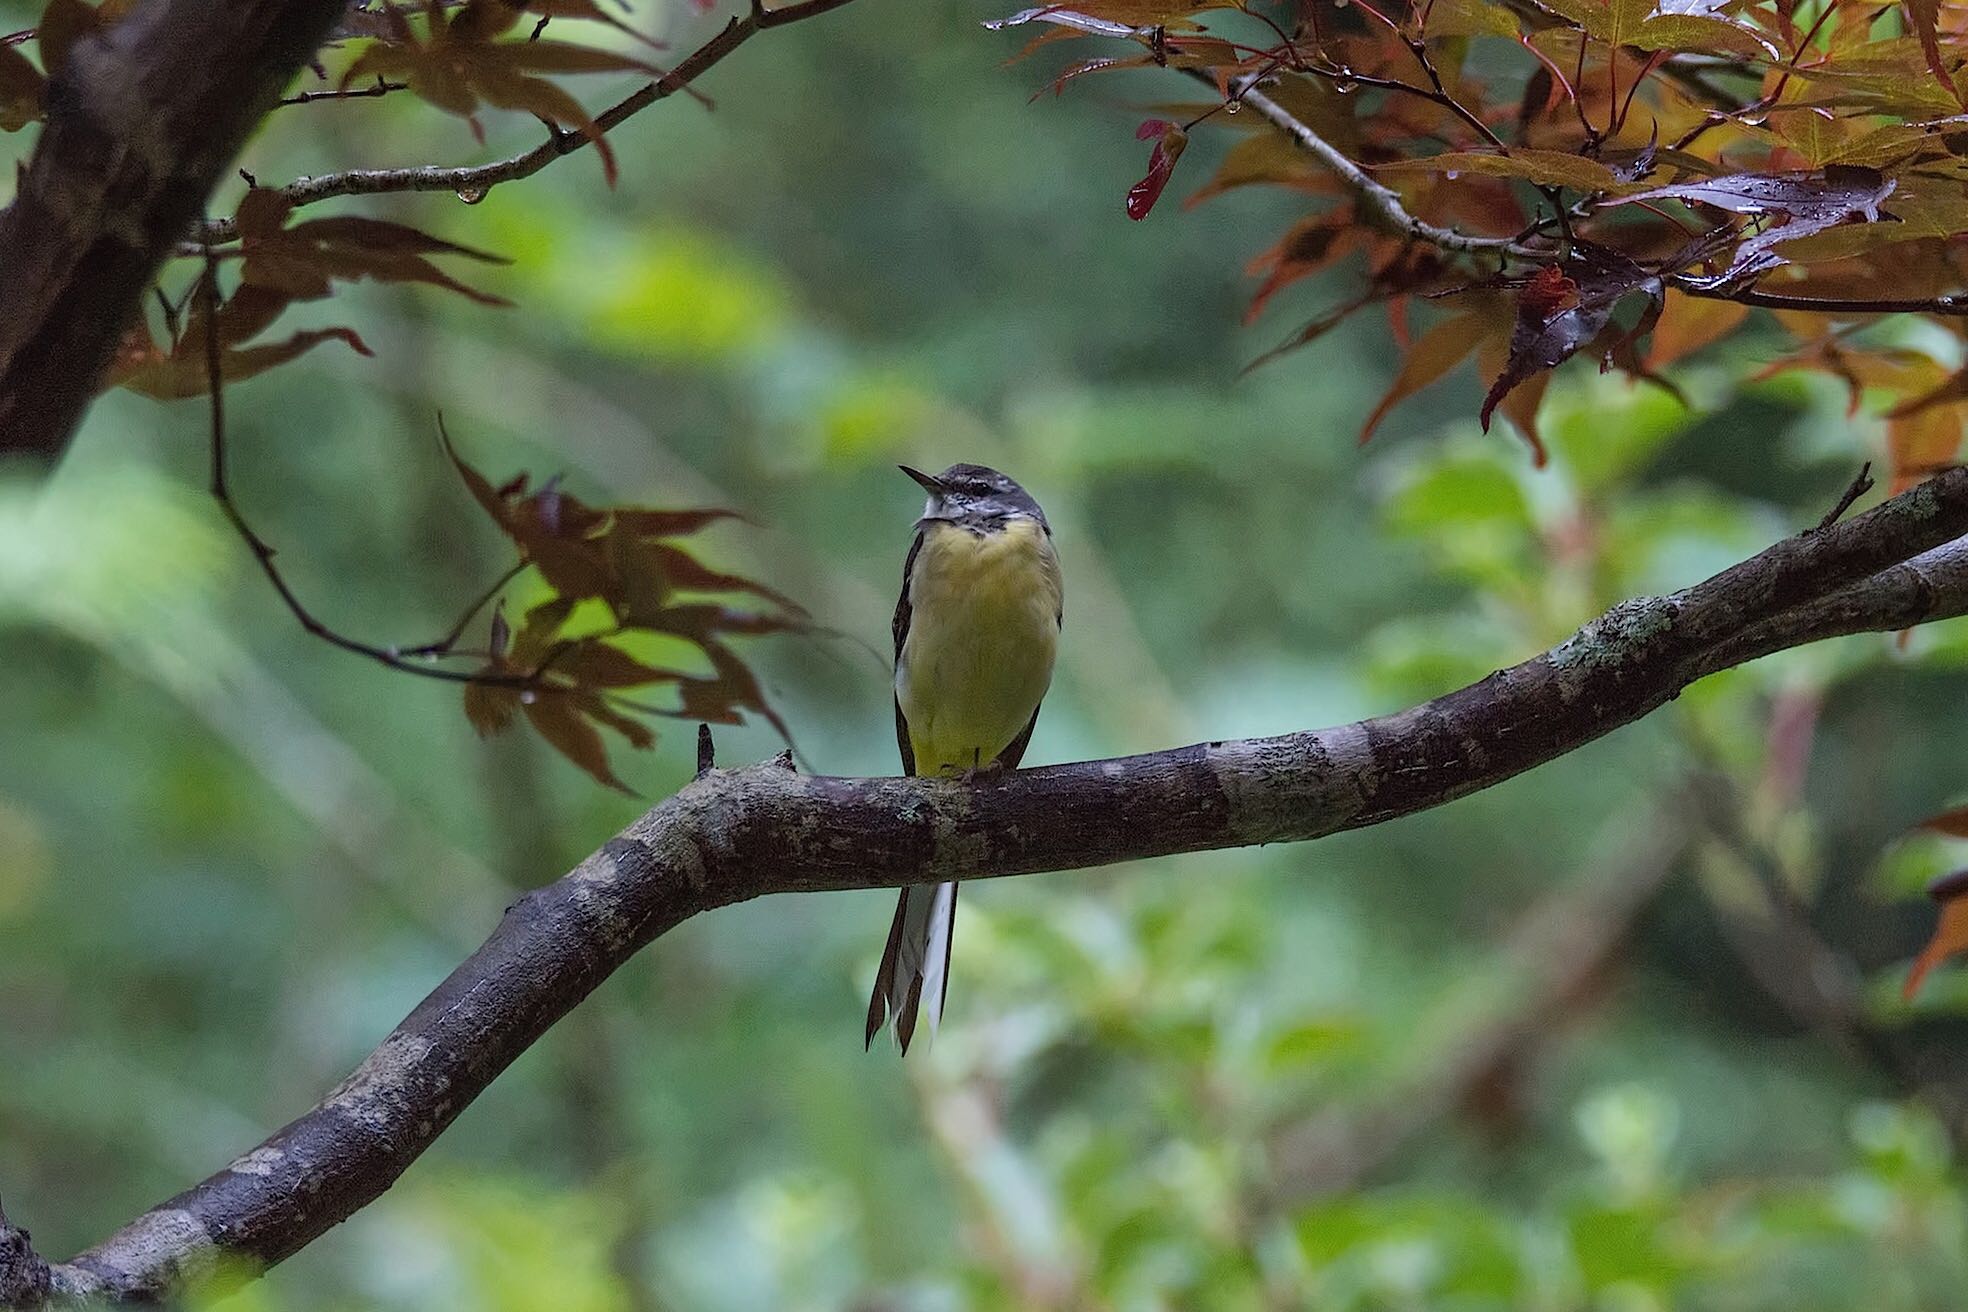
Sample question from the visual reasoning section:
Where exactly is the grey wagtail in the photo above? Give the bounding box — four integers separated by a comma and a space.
865, 463, 1064, 1053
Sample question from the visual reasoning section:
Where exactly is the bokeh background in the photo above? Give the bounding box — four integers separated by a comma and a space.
8, 2, 1968, 1308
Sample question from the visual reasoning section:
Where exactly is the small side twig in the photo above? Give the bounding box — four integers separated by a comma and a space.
1817, 461, 1876, 531
1179, 66, 1548, 262
193, 0, 862, 244
695, 723, 715, 778
276, 77, 407, 108
394, 561, 528, 659
197, 253, 549, 693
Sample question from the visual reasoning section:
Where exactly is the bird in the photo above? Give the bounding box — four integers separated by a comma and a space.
865, 462, 1064, 1053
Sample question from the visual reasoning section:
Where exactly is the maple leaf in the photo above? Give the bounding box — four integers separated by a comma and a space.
1127, 118, 1189, 221
234, 189, 511, 305
1359, 310, 1493, 444
1610, 167, 1898, 284
439, 423, 808, 788
1903, 0, 1963, 105
1905, 869, 1968, 1001
341, 0, 676, 186
105, 283, 373, 399
1480, 250, 1664, 448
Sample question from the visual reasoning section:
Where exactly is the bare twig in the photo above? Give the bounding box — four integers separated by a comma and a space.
1818, 462, 1876, 531
1178, 67, 1549, 261
394, 561, 528, 658
275, 76, 407, 108
196, 0, 862, 244
1675, 283, 1968, 317
198, 259, 545, 690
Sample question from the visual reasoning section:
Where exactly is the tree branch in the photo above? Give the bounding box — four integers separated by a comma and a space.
0, 0, 353, 462
195, 0, 861, 245
0, 1197, 50, 1310
1180, 67, 1548, 261
1165, 51, 1968, 318
29, 469, 1968, 1304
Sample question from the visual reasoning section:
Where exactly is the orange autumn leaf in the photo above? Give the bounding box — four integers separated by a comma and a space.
1646, 293, 1750, 369
1905, 869, 1968, 1000
1360, 311, 1493, 445
440, 424, 807, 788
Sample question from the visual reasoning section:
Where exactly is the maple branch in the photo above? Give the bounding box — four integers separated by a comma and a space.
1673, 284, 1968, 318
0, 0, 355, 461
195, 261, 566, 693
1178, 67, 1548, 261
196, 0, 860, 245
1189, 62, 1968, 320
26, 468, 1968, 1305
275, 76, 407, 108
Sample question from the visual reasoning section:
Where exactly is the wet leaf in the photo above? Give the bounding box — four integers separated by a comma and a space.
1375, 148, 1637, 194
1616, 167, 1897, 219
1480, 253, 1663, 443
236, 190, 511, 305
341, 0, 679, 186
1612, 167, 1898, 282
1127, 118, 1189, 221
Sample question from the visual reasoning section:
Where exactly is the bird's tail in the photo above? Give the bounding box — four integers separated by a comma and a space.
865, 881, 957, 1053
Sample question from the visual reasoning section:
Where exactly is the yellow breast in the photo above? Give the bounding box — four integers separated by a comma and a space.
897, 517, 1063, 776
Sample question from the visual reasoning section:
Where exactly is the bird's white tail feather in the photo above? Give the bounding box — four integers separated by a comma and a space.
867, 881, 958, 1052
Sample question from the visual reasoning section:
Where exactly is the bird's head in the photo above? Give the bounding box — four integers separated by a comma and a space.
899, 463, 1047, 529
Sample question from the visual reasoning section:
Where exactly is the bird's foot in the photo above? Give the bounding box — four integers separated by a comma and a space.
959, 758, 1008, 785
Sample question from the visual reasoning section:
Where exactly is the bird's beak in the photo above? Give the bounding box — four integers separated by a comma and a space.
898, 465, 946, 494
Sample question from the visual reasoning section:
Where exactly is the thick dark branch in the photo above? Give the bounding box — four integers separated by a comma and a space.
195, 0, 860, 245
0, 0, 351, 461
37, 469, 1968, 1304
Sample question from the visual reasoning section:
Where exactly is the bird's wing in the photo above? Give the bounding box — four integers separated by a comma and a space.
996, 705, 1042, 771
891, 527, 925, 776
997, 555, 1059, 771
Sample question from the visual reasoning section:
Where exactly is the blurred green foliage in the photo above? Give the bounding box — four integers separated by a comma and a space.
9, 2, 1968, 1310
